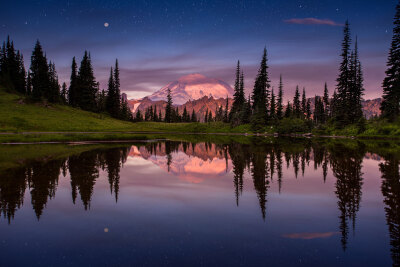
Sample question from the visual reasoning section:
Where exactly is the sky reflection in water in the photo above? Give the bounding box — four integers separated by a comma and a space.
0, 139, 397, 266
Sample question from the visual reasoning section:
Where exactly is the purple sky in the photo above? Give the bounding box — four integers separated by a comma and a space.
0, 0, 396, 100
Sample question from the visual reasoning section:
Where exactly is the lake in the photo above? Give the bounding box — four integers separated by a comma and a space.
0, 137, 398, 266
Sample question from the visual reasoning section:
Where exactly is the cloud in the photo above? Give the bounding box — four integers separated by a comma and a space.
284, 18, 343, 26
283, 232, 339, 240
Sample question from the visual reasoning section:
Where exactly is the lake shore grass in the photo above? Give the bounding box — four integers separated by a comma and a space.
1, 87, 400, 142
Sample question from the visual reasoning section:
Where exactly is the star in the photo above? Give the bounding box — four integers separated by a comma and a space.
104, 22, 109, 27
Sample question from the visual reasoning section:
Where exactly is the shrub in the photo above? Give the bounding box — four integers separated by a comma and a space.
277, 118, 309, 134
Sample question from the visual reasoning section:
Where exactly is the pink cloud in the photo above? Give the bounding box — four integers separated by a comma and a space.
284, 18, 344, 26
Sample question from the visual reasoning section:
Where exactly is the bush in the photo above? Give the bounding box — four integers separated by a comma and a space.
276, 118, 309, 134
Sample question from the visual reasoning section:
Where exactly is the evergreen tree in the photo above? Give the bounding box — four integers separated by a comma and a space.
61, 82, 67, 103
0, 36, 26, 93
224, 96, 229, 123
251, 47, 270, 130
120, 98, 132, 121
314, 96, 326, 124
270, 87, 277, 122
26, 70, 32, 95
301, 87, 307, 118
306, 99, 312, 120
30, 40, 50, 100
182, 106, 189, 122
216, 105, 224, 121
293, 86, 301, 118
230, 62, 246, 122
284, 101, 292, 118
335, 20, 352, 126
381, 1, 400, 121
164, 87, 172, 123
68, 57, 78, 106
323, 82, 330, 119
277, 75, 284, 120
205, 108, 209, 123
106, 67, 117, 117
191, 109, 197, 122
331, 90, 339, 118
348, 38, 364, 123
208, 110, 213, 122
96, 89, 107, 112
134, 110, 143, 122
48, 62, 60, 103
241, 95, 252, 124
77, 51, 97, 111
114, 59, 121, 118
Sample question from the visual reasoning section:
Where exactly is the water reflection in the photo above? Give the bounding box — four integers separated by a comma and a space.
0, 138, 399, 265
380, 155, 400, 267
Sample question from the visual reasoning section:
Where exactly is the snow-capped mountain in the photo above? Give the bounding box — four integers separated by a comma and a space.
148, 73, 234, 105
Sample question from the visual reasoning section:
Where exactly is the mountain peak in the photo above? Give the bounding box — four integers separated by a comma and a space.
148, 73, 234, 105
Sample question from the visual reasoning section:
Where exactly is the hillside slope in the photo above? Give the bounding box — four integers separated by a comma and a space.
0, 88, 136, 132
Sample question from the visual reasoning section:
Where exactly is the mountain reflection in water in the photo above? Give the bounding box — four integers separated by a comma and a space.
0, 138, 399, 266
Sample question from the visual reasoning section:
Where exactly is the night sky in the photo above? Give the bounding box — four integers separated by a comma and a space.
0, 0, 396, 100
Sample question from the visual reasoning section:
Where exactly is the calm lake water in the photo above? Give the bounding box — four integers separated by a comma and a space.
0, 137, 399, 266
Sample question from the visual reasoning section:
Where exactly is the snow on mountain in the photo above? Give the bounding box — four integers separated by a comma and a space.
148, 73, 234, 105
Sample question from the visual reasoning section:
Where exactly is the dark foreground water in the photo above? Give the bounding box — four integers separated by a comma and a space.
0, 137, 399, 266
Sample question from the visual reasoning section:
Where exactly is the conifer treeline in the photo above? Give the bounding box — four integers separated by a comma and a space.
224, 20, 365, 132
381, 1, 400, 121
0, 37, 132, 121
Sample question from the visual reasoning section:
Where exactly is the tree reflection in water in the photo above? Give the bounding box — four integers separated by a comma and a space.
0, 138, 398, 265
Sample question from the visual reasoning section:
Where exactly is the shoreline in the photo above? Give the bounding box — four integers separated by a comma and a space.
0, 131, 399, 144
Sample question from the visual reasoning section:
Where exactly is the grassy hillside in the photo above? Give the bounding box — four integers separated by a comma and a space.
0, 87, 136, 132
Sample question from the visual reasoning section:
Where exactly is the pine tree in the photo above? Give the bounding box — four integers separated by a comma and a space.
270, 87, 277, 122
277, 75, 284, 120
251, 47, 270, 130
230, 61, 246, 123
191, 109, 197, 122
347, 38, 364, 123
114, 59, 121, 118
208, 110, 213, 122
135, 110, 143, 122
241, 95, 252, 124
182, 106, 189, 122
306, 99, 311, 120
153, 106, 158, 121
164, 87, 172, 123
96, 89, 107, 112
61, 82, 67, 103
26, 70, 32, 95
301, 87, 307, 118
293, 86, 301, 118
335, 20, 352, 126
284, 101, 292, 118
381, 1, 400, 121
205, 108, 209, 123
106, 67, 117, 116
30, 40, 50, 101
68, 57, 78, 106
314, 96, 325, 124
224, 96, 229, 123
120, 98, 132, 121
323, 82, 330, 120
0, 36, 26, 93
77, 51, 97, 111
48, 62, 60, 103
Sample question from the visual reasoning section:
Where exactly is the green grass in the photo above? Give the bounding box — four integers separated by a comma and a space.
0, 88, 137, 132
312, 119, 400, 139
2, 87, 400, 142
